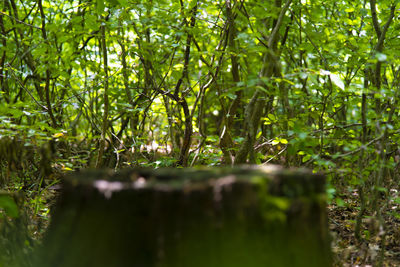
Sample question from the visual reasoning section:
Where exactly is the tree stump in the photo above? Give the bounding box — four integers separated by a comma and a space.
34, 166, 331, 267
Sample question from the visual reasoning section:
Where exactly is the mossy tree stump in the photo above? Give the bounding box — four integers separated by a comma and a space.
35, 166, 331, 267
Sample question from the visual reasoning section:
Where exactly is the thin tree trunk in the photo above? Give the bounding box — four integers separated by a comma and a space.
38, 0, 58, 127
219, 0, 242, 165
234, 0, 291, 164
96, 16, 109, 168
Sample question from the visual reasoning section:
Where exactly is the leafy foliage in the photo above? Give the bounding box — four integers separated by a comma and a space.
1, 0, 400, 265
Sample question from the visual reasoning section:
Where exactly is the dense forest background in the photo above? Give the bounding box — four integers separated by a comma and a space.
1, 0, 400, 266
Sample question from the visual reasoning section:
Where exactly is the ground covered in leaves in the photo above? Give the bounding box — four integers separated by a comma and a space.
329, 188, 400, 267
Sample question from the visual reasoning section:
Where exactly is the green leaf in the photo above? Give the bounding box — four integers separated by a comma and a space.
96, 0, 105, 14
86, 14, 100, 30
280, 138, 288, 145
268, 114, 276, 121
302, 154, 311, 162
335, 197, 345, 207
116, 0, 128, 6
189, 0, 197, 9
271, 139, 279, 145
0, 194, 19, 218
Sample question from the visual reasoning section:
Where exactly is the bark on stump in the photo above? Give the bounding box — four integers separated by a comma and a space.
35, 166, 331, 267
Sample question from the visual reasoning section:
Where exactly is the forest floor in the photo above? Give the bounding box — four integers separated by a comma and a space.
329, 189, 400, 267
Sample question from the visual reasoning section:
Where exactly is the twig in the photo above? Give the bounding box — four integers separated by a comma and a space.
263, 145, 288, 165
0, 11, 42, 30
7, 63, 47, 111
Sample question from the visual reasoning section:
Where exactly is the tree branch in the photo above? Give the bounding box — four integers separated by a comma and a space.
268, 0, 292, 49
369, 0, 382, 38
375, 4, 396, 52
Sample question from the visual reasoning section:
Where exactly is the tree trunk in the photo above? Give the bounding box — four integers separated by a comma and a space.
34, 166, 331, 267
